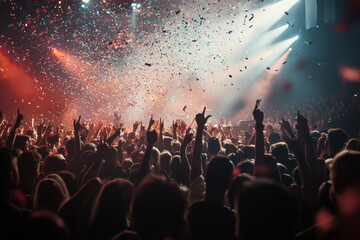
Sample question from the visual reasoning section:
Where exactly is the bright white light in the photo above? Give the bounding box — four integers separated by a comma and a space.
249, 0, 300, 30
82, 0, 90, 3
289, 47, 292, 51
131, 3, 141, 10
240, 24, 289, 56
295, 35, 299, 40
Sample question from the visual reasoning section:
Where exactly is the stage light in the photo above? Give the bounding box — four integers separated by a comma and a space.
295, 35, 299, 39
289, 47, 292, 51
131, 3, 141, 10
82, 0, 90, 3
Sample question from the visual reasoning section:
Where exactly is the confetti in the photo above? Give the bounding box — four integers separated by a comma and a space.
249, 14, 254, 21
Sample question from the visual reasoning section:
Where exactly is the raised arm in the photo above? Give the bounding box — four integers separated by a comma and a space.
39, 122, 53, 146
159, 118, 164, 152
253, 101, 265, 177
35, 122, 45, 146
74, 116, 82, 155
297, 112, 319, 207
6, 108, 23, 149
180, 128, 193, 187
135, 128, 158, 186
190, 107, 211, 184
66, 116, 83, 175
106, 126, 122, 146
172, 120, 178, 141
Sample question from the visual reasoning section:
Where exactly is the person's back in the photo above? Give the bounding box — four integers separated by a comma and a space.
33, 177, 69, 213
23, 210, 71, 240
188, 201, 235, 240
132, 176, 186, 240
188, 155, 235, 240
17, 150, 41, 209
0, 148, 31, 239
236, 180, 297, 240
327, 128, 347, 158
99, 146, 128, 180
87, 178, 134, 240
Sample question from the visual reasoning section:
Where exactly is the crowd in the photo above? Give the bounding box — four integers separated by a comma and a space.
0, 94, 360, 240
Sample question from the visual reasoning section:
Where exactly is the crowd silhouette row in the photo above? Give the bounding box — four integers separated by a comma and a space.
0, 96, 360, 240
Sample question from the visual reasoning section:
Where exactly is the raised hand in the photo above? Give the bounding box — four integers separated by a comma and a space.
178, 119, 187, 135
172, 120, 179, 140
146, 129, 158, 146
36, 121, 45, 135
133, 121, 141, 132
279, 118, 295, 138
195, 107, 212, 128
183, 128, 194, 144
147, 114, 155, 132
159, 118, 164, 132
15, 108, 24, 127
297, 111, 309, 133
112, 126, 124, 136
73, 115, 82, 132
252, 100, 264, 124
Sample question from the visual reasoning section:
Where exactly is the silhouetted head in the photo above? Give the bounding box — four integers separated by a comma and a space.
242, 145, 255, 160
270, 142, 289, 163
24, 210, 71, 240
269, 132, 281, 145
89, 178, 134, 239
44, 154, 66, 175
236, 159, 254, 176
208, 137, 221, 156
0, 148, 18, 203
227, 173, 252, 209
236, 180, 297, 240
57, 171, 77, 196
132, 176, 186, 239
13, 135, 30, 151
48, 134, 60, 148
330, 150, 360, 226
33, 177, 69, 213
331, 150, 360, 196
104, 146, 118, 166
345, 138, 360, 151
160, 151, 172, 175
17, 150, 41, 192
327, 128, 347, 157
65, 138, 75, 157
170, 155, 182, 184
205, 156, 234, 193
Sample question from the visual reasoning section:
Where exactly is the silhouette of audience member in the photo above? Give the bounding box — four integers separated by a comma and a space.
88, 178, 134, 240
132, 176, 186, 240
17, 150, 41, 209
0, 147, 31, 239
188, 156, 236, 240
236, 180, 297, 240
24, 210, 71, 240
33, 177, 69, 213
